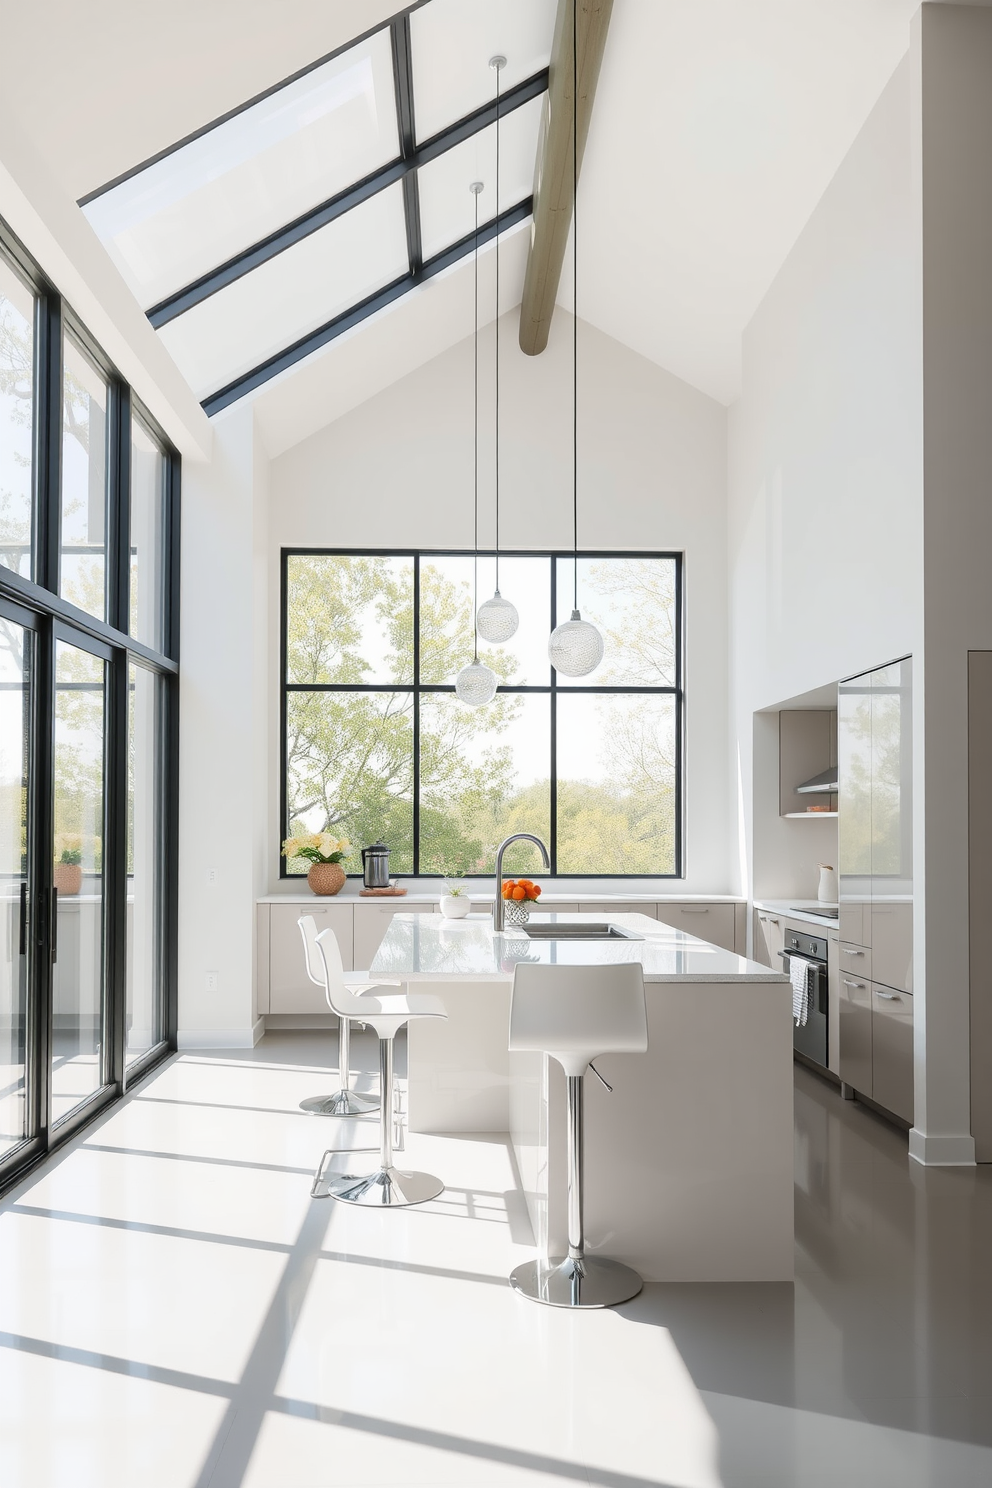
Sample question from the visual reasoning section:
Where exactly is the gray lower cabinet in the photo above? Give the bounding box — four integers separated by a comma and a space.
838, 970, 873, 1096
655, 902, 736, 952
268, 903, 354, 1013
871, 982, 914, 1123
753, 910, 785, 970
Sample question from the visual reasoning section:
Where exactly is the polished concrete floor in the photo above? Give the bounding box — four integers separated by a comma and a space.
1, 1032, 991, 1487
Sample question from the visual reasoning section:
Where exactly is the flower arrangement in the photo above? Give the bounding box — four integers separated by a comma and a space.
443, 877, 466, 898
282, 834, 351, 896
281, 833, 351, 866
501, 878, 542, 903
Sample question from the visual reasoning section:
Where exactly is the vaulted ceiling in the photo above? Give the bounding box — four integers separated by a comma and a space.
2, 0, 920, 451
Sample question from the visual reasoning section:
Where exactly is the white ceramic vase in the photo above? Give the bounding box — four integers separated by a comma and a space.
817, 864, 838, 903
440, 895, 471, 919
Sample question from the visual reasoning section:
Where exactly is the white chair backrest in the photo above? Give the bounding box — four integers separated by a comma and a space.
508, 962, 648, 1077
298, 915, 324, 988
314, 927, 374, 1020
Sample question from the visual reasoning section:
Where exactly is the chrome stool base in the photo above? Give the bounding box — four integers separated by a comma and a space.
314, 1163, 443, 1208
299, 1089, 379, 1117
509, 1254, 643, 1309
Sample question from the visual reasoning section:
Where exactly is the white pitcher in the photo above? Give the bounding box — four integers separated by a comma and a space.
817, 864, 838, 903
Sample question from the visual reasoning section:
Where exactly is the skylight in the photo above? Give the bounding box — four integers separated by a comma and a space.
80, 0, 555, 416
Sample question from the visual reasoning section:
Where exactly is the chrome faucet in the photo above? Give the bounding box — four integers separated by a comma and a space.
493, 833, 551, 931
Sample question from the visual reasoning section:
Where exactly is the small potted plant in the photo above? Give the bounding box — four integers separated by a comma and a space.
501, 878, 542, 927
282, 833, 351, 896
54, 834, 83, 895
440, 877, 471, 919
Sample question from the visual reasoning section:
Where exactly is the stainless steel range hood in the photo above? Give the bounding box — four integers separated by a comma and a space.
795, 767, 838, 795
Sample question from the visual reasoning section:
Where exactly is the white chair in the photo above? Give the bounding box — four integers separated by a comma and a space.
507, 962, 648, 1308
310, 925, 448, 1207
296, 915, 389, 1117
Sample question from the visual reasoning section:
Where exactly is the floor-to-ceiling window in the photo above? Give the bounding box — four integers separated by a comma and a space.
0, 215, 178, 1193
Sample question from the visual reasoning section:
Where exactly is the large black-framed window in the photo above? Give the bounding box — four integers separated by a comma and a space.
0, 212, 179, 1196
281, 549, 683, 878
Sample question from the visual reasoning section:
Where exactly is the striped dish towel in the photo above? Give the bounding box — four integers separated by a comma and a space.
790, 956, 811, 1027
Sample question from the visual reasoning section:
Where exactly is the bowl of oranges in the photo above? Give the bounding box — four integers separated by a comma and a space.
501, 878, 541, 927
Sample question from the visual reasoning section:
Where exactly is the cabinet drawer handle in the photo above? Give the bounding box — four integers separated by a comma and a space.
842, 948, 864, 956
680, 907, 709, 914
876, 991, 900, 1001
842, 978, 866, 989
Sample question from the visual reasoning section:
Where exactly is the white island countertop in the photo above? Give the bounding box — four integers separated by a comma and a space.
371, 911, 785, 983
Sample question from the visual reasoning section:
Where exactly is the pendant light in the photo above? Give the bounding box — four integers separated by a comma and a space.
456, 180, 499, 707
476, 54, 520, 647
548, 1, 604, 679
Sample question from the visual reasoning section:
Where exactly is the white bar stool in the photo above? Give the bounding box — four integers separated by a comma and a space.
508, 961, 648, 1308
310, 925, 448, 1207
296, 915, 386, 1117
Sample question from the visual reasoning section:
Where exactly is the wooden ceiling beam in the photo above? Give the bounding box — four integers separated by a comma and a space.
518, 0, 614, 356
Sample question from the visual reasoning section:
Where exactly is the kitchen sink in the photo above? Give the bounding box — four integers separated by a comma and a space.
518, 922, 643, 941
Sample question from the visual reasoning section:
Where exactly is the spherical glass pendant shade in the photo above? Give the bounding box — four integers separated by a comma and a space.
548, 609, 604, 677
455, 659, 498, 705
476, 590, 519, 643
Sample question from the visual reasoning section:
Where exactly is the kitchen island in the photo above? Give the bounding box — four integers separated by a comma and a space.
371, 910, 794, 1282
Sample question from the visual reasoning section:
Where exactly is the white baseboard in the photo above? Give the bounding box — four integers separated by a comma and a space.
909, 1128, 976, 1166
177, 1019, 265, 1051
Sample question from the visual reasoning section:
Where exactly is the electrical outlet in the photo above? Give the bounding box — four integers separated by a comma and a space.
205, 971, 218, 992
208, 867, 217, 885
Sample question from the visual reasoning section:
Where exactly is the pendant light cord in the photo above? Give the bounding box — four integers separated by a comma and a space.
572, 0, 579, 613
473, 185, 480, 663
494, 61, 502, 593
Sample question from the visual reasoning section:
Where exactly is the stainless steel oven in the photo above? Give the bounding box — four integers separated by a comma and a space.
780, 930, 828, 1068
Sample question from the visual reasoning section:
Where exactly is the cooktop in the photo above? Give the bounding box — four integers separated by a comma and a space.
790, 905, 839, 920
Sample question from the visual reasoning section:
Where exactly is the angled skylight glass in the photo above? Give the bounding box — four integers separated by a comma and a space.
410, 0, 556, 141
418, 95, 544, 261
82, 29, 398, 310
156, 185, 407, 400
80, 0, 555, 414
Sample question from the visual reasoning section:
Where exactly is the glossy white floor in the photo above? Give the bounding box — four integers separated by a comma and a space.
2, 1033, 992, 1488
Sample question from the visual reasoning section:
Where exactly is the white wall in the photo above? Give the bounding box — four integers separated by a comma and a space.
269, 308, 730, 895
177, 407, 269, 1046
728, 55, 923, 902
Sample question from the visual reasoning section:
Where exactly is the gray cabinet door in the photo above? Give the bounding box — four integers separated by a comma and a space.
871, 983, 914, 1124
654, 903, 736, 951
838, 971, 872, 1095
753, 911, 785, 970
269, 904, 354, 1013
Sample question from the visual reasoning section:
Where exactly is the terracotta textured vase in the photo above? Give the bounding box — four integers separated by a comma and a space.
307, 862, 346, 896
53, 862, 82, 895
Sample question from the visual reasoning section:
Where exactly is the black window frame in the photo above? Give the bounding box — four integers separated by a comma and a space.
78, 0, 548, 416
281, 547, 684, 880
0, 212, 180, 1197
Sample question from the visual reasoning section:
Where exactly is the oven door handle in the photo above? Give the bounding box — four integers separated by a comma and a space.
779, 951, 829, 1015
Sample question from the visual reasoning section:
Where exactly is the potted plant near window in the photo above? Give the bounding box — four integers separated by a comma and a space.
53, 834, 83, 896
282, 834, 351, 896
440, 877, 471, 919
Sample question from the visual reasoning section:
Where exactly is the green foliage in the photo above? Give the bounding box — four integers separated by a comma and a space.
285, 555, 678, 876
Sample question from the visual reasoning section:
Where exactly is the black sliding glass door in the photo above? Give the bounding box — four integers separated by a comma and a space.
0, 214, 179, 1193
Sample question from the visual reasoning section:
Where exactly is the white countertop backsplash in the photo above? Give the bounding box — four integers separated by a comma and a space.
369, 911, 785, 983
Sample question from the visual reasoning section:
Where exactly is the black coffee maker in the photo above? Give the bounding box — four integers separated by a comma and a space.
361, 842, 391, 888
